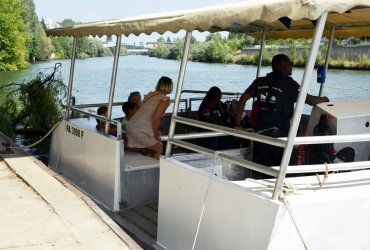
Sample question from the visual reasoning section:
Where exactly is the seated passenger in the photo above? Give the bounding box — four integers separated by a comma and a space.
128, 91, 142, 107
198, 86, 230, 127
96, 106, 108, 131
125, 76, 173, 159
197, 86, 233, 150
96, 106, 117, 135
121, 101, 138, 134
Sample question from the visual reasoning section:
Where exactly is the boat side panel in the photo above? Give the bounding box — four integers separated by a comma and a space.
157, 158, 282, 250
49, 120, 121, 211
270, 186, 370, 249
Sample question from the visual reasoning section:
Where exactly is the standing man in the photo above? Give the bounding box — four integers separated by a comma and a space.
235, 54, 329, 167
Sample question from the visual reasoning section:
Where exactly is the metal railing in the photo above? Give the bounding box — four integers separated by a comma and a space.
66, 106, 122, 139
180, 89, 242, 111
165, 115, 370, 191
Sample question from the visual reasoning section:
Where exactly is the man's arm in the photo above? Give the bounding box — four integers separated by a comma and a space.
305, 94, 329, 106
234, 91, 252, 127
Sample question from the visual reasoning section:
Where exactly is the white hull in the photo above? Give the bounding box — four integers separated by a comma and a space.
158, 157, 370, 249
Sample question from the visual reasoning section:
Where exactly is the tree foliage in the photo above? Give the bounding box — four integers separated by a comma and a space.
0, 63, 66, 133
0, 0, 29, 71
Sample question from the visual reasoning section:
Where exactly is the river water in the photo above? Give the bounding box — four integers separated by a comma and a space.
1, 56, 369, 161
2, 55, 369, 110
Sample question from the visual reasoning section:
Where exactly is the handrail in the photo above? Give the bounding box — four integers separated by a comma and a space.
161, 131, 225, 141
289, 134, 370, 144
169, 138, 279, 177
69, 106, 122, 139
66, 98, 188, 111
173, 116, 286, 147
181, 89, 242, 97
71, 102, 125, 109
279, 161, 370, 174
167, 115, 370, 179
188, 95, 239, 111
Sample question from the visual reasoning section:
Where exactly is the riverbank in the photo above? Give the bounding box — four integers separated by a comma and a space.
0, 132, 141, 249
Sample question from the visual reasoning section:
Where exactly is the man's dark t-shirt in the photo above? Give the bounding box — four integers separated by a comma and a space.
246, 72, 300, 136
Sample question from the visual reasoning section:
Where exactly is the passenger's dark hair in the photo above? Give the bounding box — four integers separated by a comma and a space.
198, 86, 222, 116
122, 101, 137, 115
128, 91, 141, 102
204, 86, 221, 100
96, 106, 108, 124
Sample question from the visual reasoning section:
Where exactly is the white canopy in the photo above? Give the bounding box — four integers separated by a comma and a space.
46, 0, 370, 39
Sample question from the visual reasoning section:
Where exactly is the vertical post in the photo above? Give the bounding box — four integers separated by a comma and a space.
319, 26, 335, 97
65, 37, 77, 120
105, 35, 122, 135
256, 29, 266, 78
165, 31, 192, 157
272, 13, 328, 200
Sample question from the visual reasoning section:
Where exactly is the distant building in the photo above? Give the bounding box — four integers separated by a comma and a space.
44, 18, 60, 29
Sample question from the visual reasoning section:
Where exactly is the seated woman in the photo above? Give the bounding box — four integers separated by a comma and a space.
198, 86, 230, 126
197, 86, 233, 150
125, 76, 173, 159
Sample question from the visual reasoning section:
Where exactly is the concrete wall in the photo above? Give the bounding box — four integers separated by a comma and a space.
241, 46, 370, 61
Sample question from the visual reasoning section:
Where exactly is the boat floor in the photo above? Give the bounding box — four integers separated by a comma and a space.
103, 202, 160, 250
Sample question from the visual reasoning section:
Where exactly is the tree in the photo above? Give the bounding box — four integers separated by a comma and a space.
21, 0, 39, 61
36, 24, 52, 60
0, 0, 29, 71
157, 37, 166, 44
58, 19, 78, 27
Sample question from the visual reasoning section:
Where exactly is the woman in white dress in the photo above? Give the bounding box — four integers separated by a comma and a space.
125, 76, 173, 159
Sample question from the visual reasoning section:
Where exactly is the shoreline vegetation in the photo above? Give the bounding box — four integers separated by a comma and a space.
147, 34, 370, 70
1, 0, 370, 73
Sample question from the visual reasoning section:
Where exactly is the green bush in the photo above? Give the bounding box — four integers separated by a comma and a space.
0, 63, 66, 134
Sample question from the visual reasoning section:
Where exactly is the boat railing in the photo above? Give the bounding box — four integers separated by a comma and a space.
180, 89, 242, 111
66, 105, 122, 139
165, 115, 370, 186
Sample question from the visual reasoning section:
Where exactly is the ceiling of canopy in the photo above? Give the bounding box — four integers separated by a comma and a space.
46, 0, 370, 39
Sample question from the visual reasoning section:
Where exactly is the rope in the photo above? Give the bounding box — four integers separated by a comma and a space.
245, 179, 307, 248
279, 192, 309, 250
10, 120, 62, 149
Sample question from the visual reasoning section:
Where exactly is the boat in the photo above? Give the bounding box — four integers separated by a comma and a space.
46, 0, 370, 249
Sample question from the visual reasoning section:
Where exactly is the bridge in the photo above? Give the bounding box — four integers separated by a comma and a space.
103, 41, 146, 48
102, 41, 150, 54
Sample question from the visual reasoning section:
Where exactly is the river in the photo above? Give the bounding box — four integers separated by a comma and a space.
1, 56, 369, 162
2, 55, 369, 109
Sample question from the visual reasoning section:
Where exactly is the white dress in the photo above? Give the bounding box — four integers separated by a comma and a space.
126, 91, 167, 148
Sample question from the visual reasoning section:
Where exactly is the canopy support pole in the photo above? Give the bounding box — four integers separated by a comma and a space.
65, 37, 77, 120
319, 26, 335, 97
256, 29, 266, 78
272, 12, 328, 200
105, 35, 121, 135
165, 31, 192, 157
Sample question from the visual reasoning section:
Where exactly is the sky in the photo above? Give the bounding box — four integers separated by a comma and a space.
33, 0, 241, 43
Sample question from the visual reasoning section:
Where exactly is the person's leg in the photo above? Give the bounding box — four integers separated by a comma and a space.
145, 142, 163, 160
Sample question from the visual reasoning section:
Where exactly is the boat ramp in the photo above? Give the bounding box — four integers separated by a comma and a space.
0, 132, 141, 250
